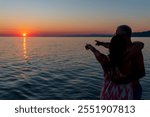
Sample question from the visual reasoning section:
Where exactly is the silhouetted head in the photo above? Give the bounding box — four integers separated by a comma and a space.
109, 35, 128, 68
116, 25, 132, 37
116, 25, 132, 45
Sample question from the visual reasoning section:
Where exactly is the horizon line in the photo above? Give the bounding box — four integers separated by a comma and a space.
0, 30, 150, 37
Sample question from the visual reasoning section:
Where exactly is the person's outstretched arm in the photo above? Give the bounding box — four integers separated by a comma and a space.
95, 40, 110, 48
85, 44, 109, 73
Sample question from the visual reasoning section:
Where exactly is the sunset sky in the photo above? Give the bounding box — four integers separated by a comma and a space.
0, 0, 150, 36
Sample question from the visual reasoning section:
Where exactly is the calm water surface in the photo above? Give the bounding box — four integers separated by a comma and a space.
0, 37, 149, 99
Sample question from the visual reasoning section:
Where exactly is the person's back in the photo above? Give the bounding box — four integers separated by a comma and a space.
102, 35, 134, 99
109, 35, 132, 77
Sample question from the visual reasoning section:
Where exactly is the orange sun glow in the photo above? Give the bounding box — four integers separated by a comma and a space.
23, 33, 27, 37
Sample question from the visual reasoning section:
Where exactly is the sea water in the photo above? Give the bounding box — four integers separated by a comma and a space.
0, 37, 149, 99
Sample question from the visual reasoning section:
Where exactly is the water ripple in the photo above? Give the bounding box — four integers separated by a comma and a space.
0, 37, 149, 99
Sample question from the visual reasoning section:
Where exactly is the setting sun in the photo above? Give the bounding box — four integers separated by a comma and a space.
23, 33, 27, 37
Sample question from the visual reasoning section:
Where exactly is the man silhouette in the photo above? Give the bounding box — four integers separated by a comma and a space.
95, 25, 145, 99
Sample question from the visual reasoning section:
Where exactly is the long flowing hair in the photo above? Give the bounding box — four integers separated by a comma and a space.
109, 35, 128, 69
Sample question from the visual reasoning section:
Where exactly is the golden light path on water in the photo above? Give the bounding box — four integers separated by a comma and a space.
23, 37, 28, 60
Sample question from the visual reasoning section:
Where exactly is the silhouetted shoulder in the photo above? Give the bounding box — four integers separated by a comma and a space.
132, 41, 144, 49
123, 41, 144, 62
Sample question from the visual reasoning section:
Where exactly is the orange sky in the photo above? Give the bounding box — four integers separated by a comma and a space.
0, 0, 150, 36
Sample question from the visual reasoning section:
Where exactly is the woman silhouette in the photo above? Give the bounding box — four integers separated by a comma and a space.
85, 35, 144, 99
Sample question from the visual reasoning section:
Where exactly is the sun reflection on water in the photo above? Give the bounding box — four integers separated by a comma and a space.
23, 37, 28, 60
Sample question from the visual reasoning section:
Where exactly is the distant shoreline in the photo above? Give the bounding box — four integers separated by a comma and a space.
0, 31, 150, 37
0, 36, 150, 37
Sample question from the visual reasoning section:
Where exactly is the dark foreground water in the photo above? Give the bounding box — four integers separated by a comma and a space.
0, 37, 149, 99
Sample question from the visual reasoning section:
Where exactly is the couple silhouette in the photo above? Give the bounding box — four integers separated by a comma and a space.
85, 25, 145, 100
